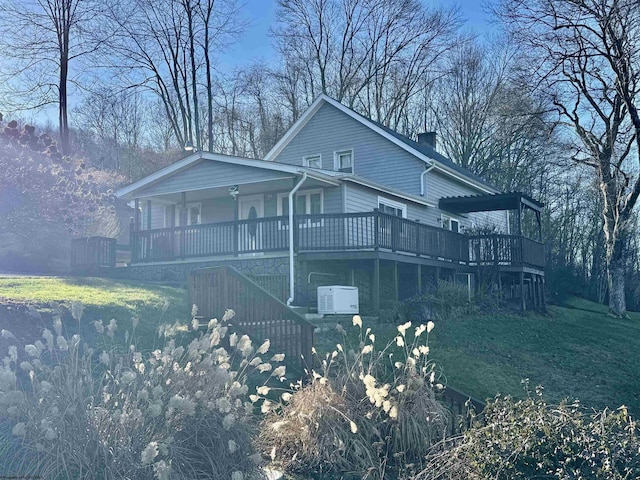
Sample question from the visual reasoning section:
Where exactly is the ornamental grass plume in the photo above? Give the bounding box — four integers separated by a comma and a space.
257, 315, 449, 479
0, 303, 284, 479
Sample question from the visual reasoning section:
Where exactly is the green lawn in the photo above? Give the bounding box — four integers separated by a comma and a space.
0, 276, 189, 350
2, 277, 638, 415
316, 298, 640, 416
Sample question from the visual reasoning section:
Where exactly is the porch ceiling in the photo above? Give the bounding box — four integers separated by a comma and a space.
138, 176, 334, 203
439, 192, 544, 214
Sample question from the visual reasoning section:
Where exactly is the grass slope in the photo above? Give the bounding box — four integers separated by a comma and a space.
317, 298, 640, 416
0, 276, 188, 350
431, 298, 640, 414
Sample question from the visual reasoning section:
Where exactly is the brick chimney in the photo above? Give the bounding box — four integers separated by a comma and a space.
417, 132, 436, 149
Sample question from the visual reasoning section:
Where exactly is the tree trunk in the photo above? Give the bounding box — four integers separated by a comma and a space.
606, 232, 627, 317
59, 36, 70, 156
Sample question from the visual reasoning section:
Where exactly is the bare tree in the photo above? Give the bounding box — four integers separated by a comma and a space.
73, 89, 150, 177
496, 0, 640, 316
272, 0, 461, 133
105, 0, 244, 151
0, 0, 106, 155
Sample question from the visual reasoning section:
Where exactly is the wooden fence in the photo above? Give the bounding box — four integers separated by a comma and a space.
438, 386, 486, 435
71, 236, 116, 271
189, 266, 314, 372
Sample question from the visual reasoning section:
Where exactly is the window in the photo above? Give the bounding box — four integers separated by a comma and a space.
175, 203, 201, 226
277, 190, 323, 227
303, 154, 322, 169
441, 215, 460, 233
334, 149, 353, 172
378, 197, 407, 218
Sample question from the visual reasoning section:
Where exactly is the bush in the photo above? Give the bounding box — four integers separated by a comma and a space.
418, 385, 640, 480
257, 316, 449, 479
401, 282, 474, 323
0, 306, 284, 479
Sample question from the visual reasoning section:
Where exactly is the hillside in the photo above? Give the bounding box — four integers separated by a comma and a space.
1, 278, 638, 416
316, 297, 640, 416
430, 298, 640, 413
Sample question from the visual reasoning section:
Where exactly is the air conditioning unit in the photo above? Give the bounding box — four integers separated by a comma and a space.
317, 286, 359, 315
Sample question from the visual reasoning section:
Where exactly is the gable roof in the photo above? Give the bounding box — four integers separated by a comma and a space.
115, 151, 435, 207
115, 151, 341, 199
264, 94, 498, 194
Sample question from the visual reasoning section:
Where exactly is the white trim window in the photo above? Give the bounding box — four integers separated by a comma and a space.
303, 154, 322, 169
334, 149, 353, 173
175, 203, 202, 227
441, 214, 460, 233
378, 197, 407, 218
277, 189, 323, 228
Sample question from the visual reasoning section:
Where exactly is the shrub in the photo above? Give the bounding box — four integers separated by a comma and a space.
257, 316, 449, 479
401, 282, 474, 323
418, 385, 640, 480
0, 306, 284, 479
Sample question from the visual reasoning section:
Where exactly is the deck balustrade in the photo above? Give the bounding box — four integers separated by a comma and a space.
127, 212, 545, 269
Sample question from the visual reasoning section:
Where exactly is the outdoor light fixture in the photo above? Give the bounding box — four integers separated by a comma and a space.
229, 185, 239, 199
184, 140, 196, 152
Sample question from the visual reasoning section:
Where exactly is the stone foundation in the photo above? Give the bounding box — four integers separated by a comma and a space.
122, 256, 290, 283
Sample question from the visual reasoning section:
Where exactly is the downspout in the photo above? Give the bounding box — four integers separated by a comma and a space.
420, 161, 437, 196
287, 172, 308, 306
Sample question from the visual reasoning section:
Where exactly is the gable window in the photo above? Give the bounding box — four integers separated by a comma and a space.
277, 190, 323, 227
441, 214, 460, 233
303, 154, 322, 169
334, 149, 353, 173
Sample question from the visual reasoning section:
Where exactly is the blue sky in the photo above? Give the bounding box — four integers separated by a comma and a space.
222, 0, 494, 67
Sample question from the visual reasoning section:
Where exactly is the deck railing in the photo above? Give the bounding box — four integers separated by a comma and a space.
468, 234, 545, 269
129, 212, 544, 269
189, 266, 314, 372
71, 236, 117, 271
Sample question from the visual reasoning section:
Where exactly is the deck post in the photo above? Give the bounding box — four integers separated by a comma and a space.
373, 258, 380, 312
520, 272, 526, 311
394, 260, 399, 301
417, 264, 422, 295
541, 276, 547, 310
373, 209, 380, 250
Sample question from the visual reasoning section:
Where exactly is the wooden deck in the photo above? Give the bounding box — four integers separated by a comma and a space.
128, 212, 545, 270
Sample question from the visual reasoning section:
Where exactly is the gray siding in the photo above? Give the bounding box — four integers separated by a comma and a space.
323, 186, 342, 214
345, 184, 431, 223
136, 159, 293, 197
274, 103, 426, 195
141, 203, 165, 230
425, 172, 508, 233
201, 197, 235, 223
273, 103, 508, 231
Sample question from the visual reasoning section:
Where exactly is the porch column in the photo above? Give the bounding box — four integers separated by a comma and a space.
517, 202, 522, 236
520, 272, 526, 311
132, 198, 141, 263
134, 199, 140, 230
146, 200, 152, 230
417, 264, 422, 295
180, 192, 187, 260
373, 258, 380, 312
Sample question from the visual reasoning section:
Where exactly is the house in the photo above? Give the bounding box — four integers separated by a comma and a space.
112, 94, 545, 313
